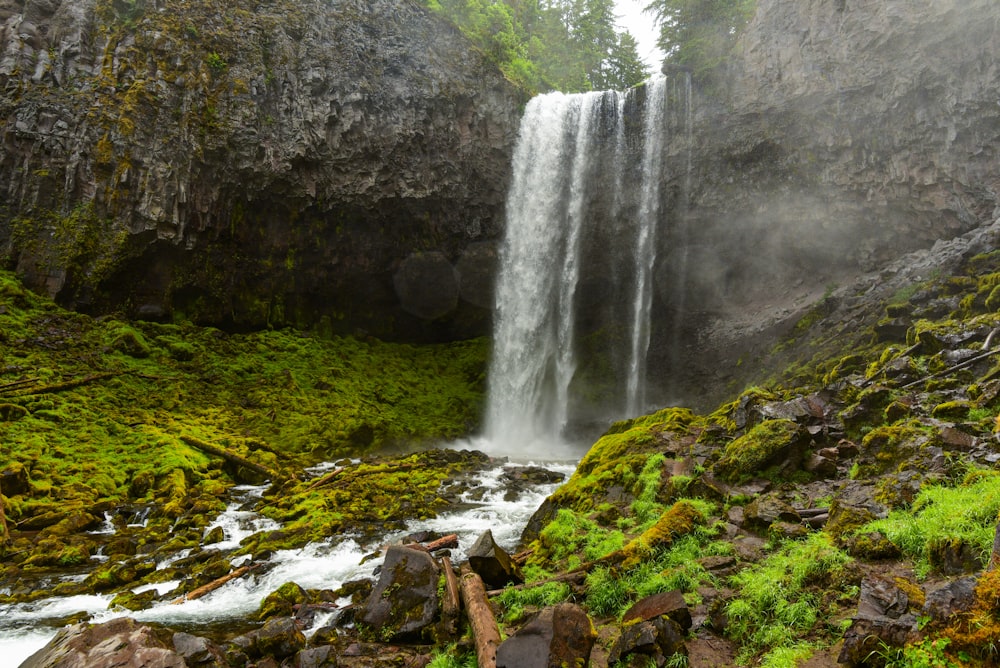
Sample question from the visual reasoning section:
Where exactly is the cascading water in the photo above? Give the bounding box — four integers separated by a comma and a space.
626, 76, 668, 417
486, 78, 671, 454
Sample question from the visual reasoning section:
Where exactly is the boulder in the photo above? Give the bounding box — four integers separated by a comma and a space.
255, 617, 307, 660
922, 577, 979, 623
357, 544, 440, 641
607, 617, 687, 667
20, 617, 186, 668
172, 631, 227, 667
621, 590, 692, 632
743, 495, 801, 531
467, 529, 523, 589
496, 603, 596, 668
839, 578, 920, 665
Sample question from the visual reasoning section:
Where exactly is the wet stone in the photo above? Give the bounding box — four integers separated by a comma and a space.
496, 603, 596, 668
357, 545, 440, 642
607, 616, 687, 667
923, 576, 979, 622
467, 529, 523, 588
621, 590, 692, 631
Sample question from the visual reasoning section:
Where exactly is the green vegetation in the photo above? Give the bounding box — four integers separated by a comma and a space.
645, 0, 757, 81
495, 580, 572, 622
424, 0, 649, 92
0, 270, 488, 567
857, 468, 1000, 578
726, 533, 852, 665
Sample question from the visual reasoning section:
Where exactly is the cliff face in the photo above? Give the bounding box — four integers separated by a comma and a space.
642, 0, 1000, 409
0, 0, 521, 338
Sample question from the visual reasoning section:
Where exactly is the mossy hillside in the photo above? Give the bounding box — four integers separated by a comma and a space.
0, 270, 487, 572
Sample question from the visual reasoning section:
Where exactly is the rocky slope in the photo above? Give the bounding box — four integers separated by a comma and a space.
0, 0, 521, 339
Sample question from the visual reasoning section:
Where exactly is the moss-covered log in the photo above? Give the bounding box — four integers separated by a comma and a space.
180, 435, 280, 482
459, 563, 501, 668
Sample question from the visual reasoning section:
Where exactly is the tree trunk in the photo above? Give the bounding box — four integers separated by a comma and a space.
459, 563, 501, 668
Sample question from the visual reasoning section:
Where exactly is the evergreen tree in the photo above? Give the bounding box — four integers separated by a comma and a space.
644, 0, 755, 79
424, 0, 649, 93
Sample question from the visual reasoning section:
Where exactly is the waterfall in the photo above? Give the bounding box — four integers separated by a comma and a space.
485, 78, 670, 453
626, 76, 668, 416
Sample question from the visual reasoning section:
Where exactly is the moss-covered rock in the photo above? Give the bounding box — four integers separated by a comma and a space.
712, 419, 803, 482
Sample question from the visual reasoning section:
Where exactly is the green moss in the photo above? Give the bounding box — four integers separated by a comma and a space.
713, 419, 801, 482
621, 500, 704, 567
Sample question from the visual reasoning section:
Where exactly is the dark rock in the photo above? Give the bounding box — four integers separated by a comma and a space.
803, 453, 838, 478
838, 614, 919, 665
922, 577, 979, 622
858, 577, 909, 619
743, 495, 801, 531
357, 545, 440, 641
254, 617, 307, 660
393, 251, 460, 321
0, 463, 29, 495
502, 466, 566, 485
455, 242, 498, 309
930, 538, 985, 575
496, 603, 596, 668
173, 632, 227, 666
467, 529, 523, 588
607, 617, 687, 667
294, 645, 339, 668
20, 618, 185, 668
768, 521, 809, 540
621, 590, 692, 631
843, 532, 902, 560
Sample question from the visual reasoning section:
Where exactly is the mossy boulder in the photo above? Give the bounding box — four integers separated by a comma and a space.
258, 581, 308, 620
712, 419, 804, 482
357, 545, 441, 642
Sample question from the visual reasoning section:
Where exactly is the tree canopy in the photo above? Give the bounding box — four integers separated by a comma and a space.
424, 0, 650, 93
643, 0, 756, 80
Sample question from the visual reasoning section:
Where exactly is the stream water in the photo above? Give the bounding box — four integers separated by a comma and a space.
1, 453, 577, 667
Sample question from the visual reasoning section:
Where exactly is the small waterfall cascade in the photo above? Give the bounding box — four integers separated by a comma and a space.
486, 78, 674, 453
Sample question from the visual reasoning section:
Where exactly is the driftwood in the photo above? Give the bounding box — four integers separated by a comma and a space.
415, 534, 458, 552
440, 556, 462, 637
171, 564, 256, 604
306, 467, 344, 491
23, 372, 120, 396
180, 435, 279, 481
902, 346, 999, 389
459, 563, 501, 668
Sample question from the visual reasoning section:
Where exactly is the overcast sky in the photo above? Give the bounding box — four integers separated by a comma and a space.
614, 0, 664, 72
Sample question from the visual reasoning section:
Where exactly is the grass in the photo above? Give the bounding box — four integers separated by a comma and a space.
725, 532, 851, 665
857, 467, 1000, 578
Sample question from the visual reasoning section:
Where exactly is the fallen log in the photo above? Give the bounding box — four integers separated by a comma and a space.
440, 556, 462, 637
459, 563, 501, 668
305, 467, 344, 491
180, 435, 279, 481
12, 372, 119, 396
171, 564, 256, 604
0, 479, 9, 547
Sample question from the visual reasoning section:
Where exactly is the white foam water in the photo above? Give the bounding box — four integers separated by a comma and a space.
3, 453, 575, 666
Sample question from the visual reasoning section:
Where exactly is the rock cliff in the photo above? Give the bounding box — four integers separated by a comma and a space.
644, 0, 1000, 409
0, 0, 521, 338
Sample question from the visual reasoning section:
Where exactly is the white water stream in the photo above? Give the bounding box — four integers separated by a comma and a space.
1, 457, 576, 667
